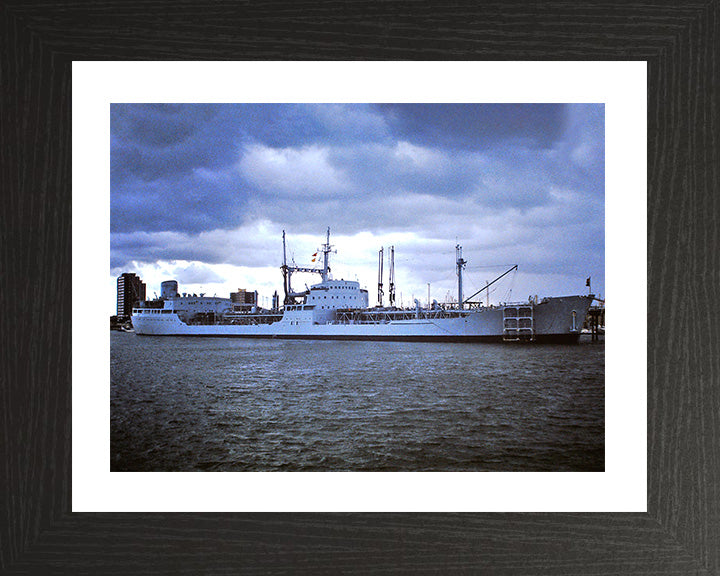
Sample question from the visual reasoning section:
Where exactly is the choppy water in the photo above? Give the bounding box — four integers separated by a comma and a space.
111, 333, 604, 471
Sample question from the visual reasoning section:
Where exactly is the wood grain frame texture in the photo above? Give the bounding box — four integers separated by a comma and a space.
1, 1, 718, 574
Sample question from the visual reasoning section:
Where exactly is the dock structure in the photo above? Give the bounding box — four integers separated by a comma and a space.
586, 305, 605, 341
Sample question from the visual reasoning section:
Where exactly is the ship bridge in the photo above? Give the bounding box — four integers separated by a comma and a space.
300, 279, 369, 323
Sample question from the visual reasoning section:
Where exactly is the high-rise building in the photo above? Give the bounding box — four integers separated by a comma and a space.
230, 288, 257, 311
117, 273, 146, 318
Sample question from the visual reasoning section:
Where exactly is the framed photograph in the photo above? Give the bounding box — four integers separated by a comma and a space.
107, 100, 607, 479
3, 2, 717, 574
78, 62, 636, 515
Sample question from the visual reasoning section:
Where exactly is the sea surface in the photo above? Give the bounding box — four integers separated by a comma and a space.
111, 333, 604, 472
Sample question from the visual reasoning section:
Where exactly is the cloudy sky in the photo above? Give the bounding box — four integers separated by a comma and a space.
110, 103, 604, 313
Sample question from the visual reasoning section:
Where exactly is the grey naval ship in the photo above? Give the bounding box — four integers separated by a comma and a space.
132, 229, 594, 343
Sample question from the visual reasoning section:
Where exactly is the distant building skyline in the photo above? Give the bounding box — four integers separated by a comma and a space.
116, 272, 146, 317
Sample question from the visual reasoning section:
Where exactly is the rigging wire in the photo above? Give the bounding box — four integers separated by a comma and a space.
463, 265, 518, 304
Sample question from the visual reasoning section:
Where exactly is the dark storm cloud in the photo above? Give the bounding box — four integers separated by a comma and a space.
112, 230, 233, 269
111, 104, 248, 234
111, 103, 393, 236
111, 104, 232, 182
377, 104, 565, 150
111, 223, 285, 272
111, 103, 604, 298
114, 103, 207, 146
111, 170, 250, 234
111, 104, 572, 234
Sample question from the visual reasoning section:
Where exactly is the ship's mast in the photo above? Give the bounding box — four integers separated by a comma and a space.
321, 226, 332, 283
388, 246, 396, 307
282, 230, 291, 304
281, 228, 333, 304
377, 247, 384, 306
456, 244, 466, 310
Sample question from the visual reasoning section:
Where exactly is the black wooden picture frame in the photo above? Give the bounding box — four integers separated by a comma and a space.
2, 2, 718, 574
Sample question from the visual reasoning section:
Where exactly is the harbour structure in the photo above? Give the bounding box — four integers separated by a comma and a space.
585, 299, 605, 341
132, 228, 595, 343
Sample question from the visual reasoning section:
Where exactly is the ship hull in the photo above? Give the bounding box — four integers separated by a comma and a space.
132, 295, 593, 343
134, 332, 582, 344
